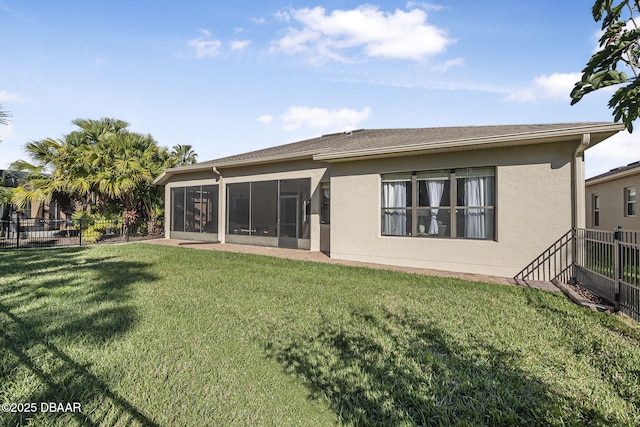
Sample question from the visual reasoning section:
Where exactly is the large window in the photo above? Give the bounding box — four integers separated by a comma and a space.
320, 183, 330, 225
171, 187, 185, 232
226, 179, 310, 242
251, 181, 278, 236
171, 185, 218, 233
626, 187, 636, 217
227, 182, 251, 234
382, 167, 495, 240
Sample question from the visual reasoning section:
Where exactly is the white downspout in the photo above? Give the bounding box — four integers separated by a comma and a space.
573, 133, 590, 230
212, 166, 224, 243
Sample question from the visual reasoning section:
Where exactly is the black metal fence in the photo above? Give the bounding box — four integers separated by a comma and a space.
0, 217, 164, 250
516, 227, 640, 321
514, 229, 575, 283
575, 227, 640, 321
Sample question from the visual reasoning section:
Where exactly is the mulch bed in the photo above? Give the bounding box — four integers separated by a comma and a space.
567, 281, 608, 305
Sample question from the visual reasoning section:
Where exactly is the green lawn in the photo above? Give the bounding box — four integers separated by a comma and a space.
1, 244, 640, 426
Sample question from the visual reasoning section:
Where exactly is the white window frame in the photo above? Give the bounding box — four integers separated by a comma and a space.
625, 187, 636, 217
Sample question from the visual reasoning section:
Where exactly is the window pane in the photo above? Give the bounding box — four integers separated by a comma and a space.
456, 208, 494, 240
299, 178, 311, 239
627, 188, 636, 216
227, 183, 250, 235
457, 176, 495, 207
185, 186, 202, 232
381, 209, 412, 236
279, 179, 311, 240
321, 183, 330, 225
382, 173, 411, 182
418, 179, 450, 207
417, 208, 450, 237
171, 187, 185, 232
455, 167, 494, 178
382, 181, 412, 208
202, 185, 218, 233
251, 181, 277, 236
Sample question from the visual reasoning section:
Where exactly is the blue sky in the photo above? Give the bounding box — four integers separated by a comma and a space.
1, 0, 638, 177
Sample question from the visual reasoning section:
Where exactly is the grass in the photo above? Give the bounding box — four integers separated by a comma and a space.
1, 244, 640, 425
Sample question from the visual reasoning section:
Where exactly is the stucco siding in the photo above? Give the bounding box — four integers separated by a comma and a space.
329, 143, 576, 277
586, 172, 640, 231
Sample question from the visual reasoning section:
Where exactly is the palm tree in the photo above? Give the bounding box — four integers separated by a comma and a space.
0, 103, 10, 142
171, 144, 198, 166
0, 103, 9, 126
11, 117, 173, 218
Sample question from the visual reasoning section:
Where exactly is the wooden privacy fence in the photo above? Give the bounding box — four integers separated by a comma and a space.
516, 228, 640, 321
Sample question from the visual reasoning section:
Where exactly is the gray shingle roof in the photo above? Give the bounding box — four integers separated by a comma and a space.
155, 122, 623, 184
197, 122, 617, 166
587, 160, 640, 183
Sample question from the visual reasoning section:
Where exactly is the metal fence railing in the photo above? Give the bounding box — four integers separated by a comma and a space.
0, 217, 164, 250
514, 229, 575, 283
515, 227, 640, 321
574, 228, 617, 302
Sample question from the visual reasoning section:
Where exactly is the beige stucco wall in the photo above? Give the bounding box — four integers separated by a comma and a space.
586, 171, 640, 231
329, 141, 578, 277
163, 160, 330, 250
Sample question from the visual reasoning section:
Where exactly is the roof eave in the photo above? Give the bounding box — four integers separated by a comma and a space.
313, 123, 624, 162
211, 151, 319, 168
153, 151, 320, 185
586, 165, 640, 186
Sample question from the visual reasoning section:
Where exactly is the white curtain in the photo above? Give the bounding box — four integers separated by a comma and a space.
426, 180, 445, 235
382, 182, 407, 235
464, 177, 494, 238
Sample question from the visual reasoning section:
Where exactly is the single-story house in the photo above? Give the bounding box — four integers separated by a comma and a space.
586, 160, 640, 230
0, 169, 66, 222
154, 122, 623, 277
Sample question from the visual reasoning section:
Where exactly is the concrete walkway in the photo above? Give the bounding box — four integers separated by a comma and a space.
141, 238, 560, 291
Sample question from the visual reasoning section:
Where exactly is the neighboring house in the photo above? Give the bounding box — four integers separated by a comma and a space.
0, 169, 66, 223
586, 161, 640, 230
154, 122, 623, 277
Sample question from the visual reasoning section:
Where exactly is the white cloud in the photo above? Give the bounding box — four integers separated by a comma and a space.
0, 90, 21, 103
270, 5, 452, 63
231, 40, 251, 51
257, 114, 275, 124
405, 2, 445, 11
188, 30, 222, 58
93, 56, 107, 66
505, 72, 581, 102
586, 131, 640, 178
431, 57, 464, 72
279, 105, 371, 131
